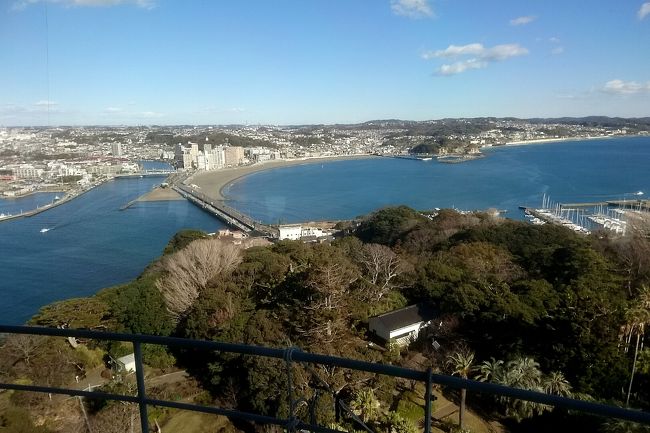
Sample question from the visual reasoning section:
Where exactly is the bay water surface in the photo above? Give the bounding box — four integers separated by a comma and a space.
1, 137, 649, 324
224, 137, 650, 224
0, 176, 224, 324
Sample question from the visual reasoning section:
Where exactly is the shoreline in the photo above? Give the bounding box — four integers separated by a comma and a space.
0, 177, 116, 223
489, 134, 639, 149
191, 154, 377, 201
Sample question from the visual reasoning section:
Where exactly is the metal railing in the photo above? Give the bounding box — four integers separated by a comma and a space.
1, 324, 649, 433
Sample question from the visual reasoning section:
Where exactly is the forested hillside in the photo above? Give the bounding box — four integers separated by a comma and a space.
2, 207, 649, 433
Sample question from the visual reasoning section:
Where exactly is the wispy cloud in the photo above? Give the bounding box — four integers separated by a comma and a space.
13, 0, 155, 11
551, 46, 564, 55
0, 102, 63, 120
104, 107, 123, 113
639, 2, 650, 20
510, 15, 536, 26
34, 100, 58, 107
602, 79, 650, 95
438, 59, 488, 75
140, 111, 164, 118
422, 43, 484, 59
422, 43, 528, 75
201, 106, 246, 114
424, 43, 528, 61
391, 0, 433, 18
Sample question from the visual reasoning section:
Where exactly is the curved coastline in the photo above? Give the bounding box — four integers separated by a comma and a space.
191, 154, 378, 200
494, 134, 645, 148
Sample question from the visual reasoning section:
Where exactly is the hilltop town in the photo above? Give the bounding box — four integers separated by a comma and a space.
1, 117, 648, 197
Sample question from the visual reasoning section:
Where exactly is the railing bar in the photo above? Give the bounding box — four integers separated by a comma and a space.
133, 342, 149, 433
284, 348, 296, 432
0, 325, 286, 359
294, 351, 426, 380
0, 382, 140, 403
424, 367, 433, 433
0, 383, 347, 433
2, 325, 650, 424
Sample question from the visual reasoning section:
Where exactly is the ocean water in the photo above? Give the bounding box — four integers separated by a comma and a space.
223, 137, 650, 224
0, 192, 62, 216
0, 176, 224, 325
1, 137, 649, 324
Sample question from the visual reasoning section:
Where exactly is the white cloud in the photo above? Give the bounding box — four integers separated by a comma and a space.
551, 46, 564, 55
422, 43, 484, 59
423, 43, 528, 61
438, 59, 488, 75
13, 0, 154, 11
510, 15, 536, 26
602, 79, 650, 95
105, 107, 122, 112
639, 2, 650, 19
391, 0, 433, 18
549, 37, 561, 43
482, 44, 528, 60
34, 100, 58, 106
140, 111, 164, 118
422, 43, 528, 75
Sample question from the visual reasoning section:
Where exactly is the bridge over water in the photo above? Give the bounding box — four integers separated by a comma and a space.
173, 184, 278, 238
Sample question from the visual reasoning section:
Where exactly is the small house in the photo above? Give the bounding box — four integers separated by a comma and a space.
116, 353, 137, 373
369, 304, 437, 347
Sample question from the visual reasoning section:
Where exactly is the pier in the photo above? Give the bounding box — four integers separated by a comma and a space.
560, 199, 650, 210
520, 193, 650, 236
172, 184, 278, 238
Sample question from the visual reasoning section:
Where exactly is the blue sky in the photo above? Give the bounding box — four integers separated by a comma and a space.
1, 0, 649, 125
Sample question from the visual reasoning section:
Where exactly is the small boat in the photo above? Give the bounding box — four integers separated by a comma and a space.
635, 191, 644, 196
40, 228, 51, 233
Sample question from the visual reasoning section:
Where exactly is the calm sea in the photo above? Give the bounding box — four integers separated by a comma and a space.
223, 137, 650, 224
1, 137, 649, 324
0, 173, 225, 325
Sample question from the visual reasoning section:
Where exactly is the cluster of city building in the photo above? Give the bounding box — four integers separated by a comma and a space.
0, 119, 647, 197
174, 141, 280, 170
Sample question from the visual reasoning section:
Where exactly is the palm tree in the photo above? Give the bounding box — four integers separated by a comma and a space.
504, 357, 542, 389
500, 357, 545, 421
476, 357, 504, 383
601, 418, 650, 433
543, 371, 572, 397
350, 388, 380, 423
622, 286, 650, 406
447, 349, 475, 430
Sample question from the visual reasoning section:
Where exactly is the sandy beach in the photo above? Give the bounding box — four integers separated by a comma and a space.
498, 135, 618, 147
136, 187, 184, 202
191, 154, 377, 200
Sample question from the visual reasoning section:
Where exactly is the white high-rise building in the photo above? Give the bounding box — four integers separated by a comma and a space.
111, 143, 123, 157
175, 142, 228, 170
224, 146, 244, 167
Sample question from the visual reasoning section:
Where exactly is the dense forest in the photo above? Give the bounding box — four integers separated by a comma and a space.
1, 207, 649, 433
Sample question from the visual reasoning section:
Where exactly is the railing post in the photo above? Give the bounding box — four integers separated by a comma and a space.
424, 367, 433, 433
284, 347, 298, 432
133, 342, 150, 433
